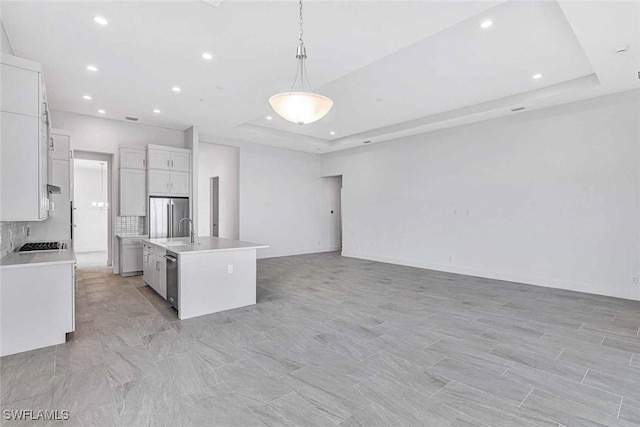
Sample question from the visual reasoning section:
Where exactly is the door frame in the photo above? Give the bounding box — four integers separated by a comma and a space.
73, 150, 114, 267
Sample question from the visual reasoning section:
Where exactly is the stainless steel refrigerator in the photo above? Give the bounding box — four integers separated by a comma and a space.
149, 197, 190, 238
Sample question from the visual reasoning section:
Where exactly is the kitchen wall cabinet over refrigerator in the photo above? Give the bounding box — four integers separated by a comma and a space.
146, 145, 191, 197
119, 147, 146, 216
1, 54, 51, 221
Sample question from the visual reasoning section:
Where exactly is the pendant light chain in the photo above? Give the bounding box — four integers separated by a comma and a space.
298, 0, 304, 44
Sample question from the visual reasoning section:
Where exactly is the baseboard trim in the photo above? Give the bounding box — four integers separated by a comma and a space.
259, 247, 341, 259
341, 251, 639, 302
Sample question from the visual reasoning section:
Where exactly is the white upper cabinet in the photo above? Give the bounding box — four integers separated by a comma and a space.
147, 149, 171, 170
119, 148, 146, 170
148, 169, 172, 195
120, 169, 146, 216
1, 57, 40, 116
169, 171, 189, 196
147, 146, 190, 172
169, 152, 190, 172
49, 133, 70, 160
1, 54, 50, 221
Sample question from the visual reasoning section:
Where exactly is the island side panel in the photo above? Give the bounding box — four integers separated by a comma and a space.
177, 248, 257, 320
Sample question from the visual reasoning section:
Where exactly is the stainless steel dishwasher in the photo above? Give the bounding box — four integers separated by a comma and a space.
165, 252, 178, 310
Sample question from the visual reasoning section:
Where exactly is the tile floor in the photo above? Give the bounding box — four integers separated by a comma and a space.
1, 252, 640, 426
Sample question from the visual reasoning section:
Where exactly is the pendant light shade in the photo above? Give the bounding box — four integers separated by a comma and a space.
270, 0, 333, 125
269, 92, 333, 125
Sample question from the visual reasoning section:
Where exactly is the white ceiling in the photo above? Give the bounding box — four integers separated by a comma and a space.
2, 1, 638, 153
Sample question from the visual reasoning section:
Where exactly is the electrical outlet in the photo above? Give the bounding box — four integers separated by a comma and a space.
228, 265, 233, 274
633, 276, 639, 284
448, 256, 453, 262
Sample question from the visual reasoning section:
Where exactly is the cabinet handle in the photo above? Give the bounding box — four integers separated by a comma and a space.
49, 137, 54, 150
167, 160, 170, 167
171, 160, 174, 167
143, 159, 146, 167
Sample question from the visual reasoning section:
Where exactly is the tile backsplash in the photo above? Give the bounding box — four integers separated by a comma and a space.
0, 221, 30, 259
116, 216, 146, 236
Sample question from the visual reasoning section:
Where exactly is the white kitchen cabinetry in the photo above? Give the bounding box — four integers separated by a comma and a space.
143, 243, 167, 299
169, 171, 189, 195
119, 148, 146, 170
1, 54, 51, 221
148, 169, 171, 194
119, 169, 146, 216
119, 237, 144, 276
119, 147, 147, 216
147, 146, 190, 172
0, 261, 75, 356
49, 132, 71, 160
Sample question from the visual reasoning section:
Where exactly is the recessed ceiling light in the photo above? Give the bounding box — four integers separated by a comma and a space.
172, 86, 181, 93
615, 46, 629, 54
266, 115, 273, 120
532, 73, 543, 80
202, 52, 213, 61
97, 109, 105, 114
480, 20, 493, 29
153, 109, 161, 114
329, 131, 335, 135
93, 16, 108, 26
82, 95, 92, 100
86, 64, 98, 72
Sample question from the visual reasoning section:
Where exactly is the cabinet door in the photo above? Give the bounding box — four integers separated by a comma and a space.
119, 148, 146, 170
120, 169, 146, 216
142, 249, 151, 284
122, 244, 143, 273
39, 117, 49, 219
156, 257, 167, 299
170, 152, 190, 172
170, 171, 189, 196
1, 112, 40, 220
0, 63, 39, 116
49, 134, 70, 160
147, 149, 171, 170
148, 169, 171, 195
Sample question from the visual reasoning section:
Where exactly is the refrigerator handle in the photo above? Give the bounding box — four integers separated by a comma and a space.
170, 202, 175, 237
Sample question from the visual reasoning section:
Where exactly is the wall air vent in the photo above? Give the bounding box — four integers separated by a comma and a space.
511, 106, 526, 112
125, 116, 139, 122
363, 140, 372, 144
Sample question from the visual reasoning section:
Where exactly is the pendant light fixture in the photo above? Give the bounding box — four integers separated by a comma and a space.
269, 0, 333, 125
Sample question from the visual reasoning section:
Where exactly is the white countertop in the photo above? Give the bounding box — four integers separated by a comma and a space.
144, 236, 268, 255
116, 234, 148, 239
0, 241, 76, 269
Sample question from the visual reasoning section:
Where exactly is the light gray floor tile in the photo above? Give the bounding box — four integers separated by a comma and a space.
490, 344, 587, 381
362, 351, 448, 396
428, 358, 532, 406
619, 397, 640, 425
5, 253, 640, 426
503, 364, 622, 416
520, 388, 636, 427
338, 403, 402, 427
0, 391, 53, 427
77, 404, 120, 427
104, 344, 161, 388
254, 391, 336, 427
284, 366, 371, 423
432, 381, 558, 427
52, 365, 112, 415
215, 358, 292, 409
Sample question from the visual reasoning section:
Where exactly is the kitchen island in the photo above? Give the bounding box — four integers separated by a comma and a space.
143, 236, 268, 320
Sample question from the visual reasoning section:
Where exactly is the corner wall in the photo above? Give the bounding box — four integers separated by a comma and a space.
322, 90, 640, 300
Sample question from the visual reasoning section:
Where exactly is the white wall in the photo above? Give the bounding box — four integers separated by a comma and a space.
1, 20, 13, 54
322, 89, 640, 301
73, 159, 108, 253
197, 142, 240, 239
201, 137, 340, 258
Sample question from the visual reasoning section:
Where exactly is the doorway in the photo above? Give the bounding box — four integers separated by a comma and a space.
323, 175, 342, 251
73, 152, 113, 267
211, 177, 219, 237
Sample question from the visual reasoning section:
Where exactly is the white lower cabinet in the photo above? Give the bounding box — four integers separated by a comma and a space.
120, 238, 144, 276
143, 243, 167, 299
0, 262, 75, 356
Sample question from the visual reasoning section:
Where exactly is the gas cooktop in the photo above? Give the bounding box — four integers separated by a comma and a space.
18, 242, 67, 253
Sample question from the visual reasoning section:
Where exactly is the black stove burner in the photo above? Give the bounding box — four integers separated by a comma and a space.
18, 242, 67, 252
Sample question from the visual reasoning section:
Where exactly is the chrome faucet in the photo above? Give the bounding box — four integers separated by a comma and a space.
178, 218, 196, 244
